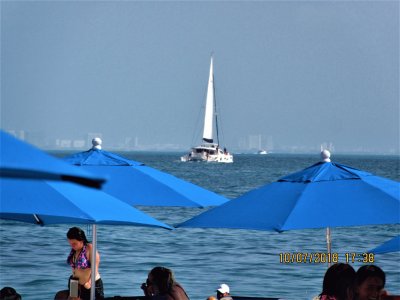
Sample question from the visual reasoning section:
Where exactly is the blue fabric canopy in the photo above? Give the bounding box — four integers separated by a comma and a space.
65, 147, 142, 166
64, 148, 228, 207
0, 177, 171, 229
1, 137, 174, 300
0, 130, 105, 188
178, 160, 400, 231
279, 161, 373, 182
0, 177, 172, 300
369, 235, 400, 254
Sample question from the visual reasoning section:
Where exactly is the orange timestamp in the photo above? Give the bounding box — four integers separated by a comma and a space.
279, 252, 375, 264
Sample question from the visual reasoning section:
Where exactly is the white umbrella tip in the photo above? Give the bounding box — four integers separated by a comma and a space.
321, 149, 331, 162
92, 137, 102, 149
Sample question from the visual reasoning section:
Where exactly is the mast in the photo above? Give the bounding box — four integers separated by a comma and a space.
202, 56, 214, 143
214, 71, 220, 146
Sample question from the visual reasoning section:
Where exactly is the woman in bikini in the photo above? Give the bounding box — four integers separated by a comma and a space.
66, 227, 104, 300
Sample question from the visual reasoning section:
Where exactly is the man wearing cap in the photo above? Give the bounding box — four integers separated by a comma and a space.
216, 284, 233, 300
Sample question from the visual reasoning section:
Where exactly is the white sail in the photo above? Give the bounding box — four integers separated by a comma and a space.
202, 56, 214, 143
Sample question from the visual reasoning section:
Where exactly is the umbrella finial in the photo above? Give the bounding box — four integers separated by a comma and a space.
92, 137, 102, 150
321, 149, 331, 162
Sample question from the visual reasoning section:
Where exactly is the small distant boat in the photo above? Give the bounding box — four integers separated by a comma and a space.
256, 135, 268, 155
181, 56, 233, 163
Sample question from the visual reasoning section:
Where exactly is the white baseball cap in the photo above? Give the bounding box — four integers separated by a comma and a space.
217, 284, 230, 294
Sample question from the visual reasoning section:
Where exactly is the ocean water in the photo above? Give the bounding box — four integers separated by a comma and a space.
0, 153, 399, 299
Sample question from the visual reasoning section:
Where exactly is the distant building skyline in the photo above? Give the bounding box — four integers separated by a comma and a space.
5, 128, 397, 155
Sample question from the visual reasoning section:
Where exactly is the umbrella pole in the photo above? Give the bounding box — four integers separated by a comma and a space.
90, 224, 97, 300
326, 227, 332, 267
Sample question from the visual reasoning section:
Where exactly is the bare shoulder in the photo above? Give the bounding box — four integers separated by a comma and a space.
86, 243, 100, 257
85, 243, 93, 258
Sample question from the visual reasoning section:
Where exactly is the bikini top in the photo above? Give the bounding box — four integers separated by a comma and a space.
67, 244, 91, 269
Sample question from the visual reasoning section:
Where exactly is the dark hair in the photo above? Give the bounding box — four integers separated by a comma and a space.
320, 263, 356, 300
67, 227, 89, 244
148, 266, 175, 295
355, 265, 386, 288
0, 287, 21, 300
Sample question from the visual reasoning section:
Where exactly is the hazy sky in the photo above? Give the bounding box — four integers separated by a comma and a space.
1, 0, 399, 153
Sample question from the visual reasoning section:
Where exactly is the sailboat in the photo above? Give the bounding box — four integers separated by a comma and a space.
258, 150, 268, 155
181, 56, 233, 163
257, 135, 268, 155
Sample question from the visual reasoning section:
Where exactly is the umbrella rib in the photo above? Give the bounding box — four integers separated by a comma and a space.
279, 183, 313, 231
134, 166, 205, 207
360, 178, 400, 200
33, 214, 44, 225
46, 183, 96, 221
81, 150, 93, 165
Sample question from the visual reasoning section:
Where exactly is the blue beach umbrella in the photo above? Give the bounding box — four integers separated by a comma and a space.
178, 151, 400, 254
0, 130, 105, 188
0, 177, 172, 300
63, 138, 228, 207
369, 235, 400, 254
0, 133, 173, 300
0, 177, 172, 228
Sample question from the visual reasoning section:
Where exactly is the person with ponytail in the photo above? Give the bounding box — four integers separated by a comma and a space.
66, 227, 104, 300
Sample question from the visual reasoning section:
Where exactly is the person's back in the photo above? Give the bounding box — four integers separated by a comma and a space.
141, 266, 189, 300
166, 282, 189, 300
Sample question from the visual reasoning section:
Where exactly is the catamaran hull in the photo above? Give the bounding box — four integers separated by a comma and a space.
181, 144, 233, 163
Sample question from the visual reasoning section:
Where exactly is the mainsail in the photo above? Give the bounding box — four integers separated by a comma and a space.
202, 56, 214, 143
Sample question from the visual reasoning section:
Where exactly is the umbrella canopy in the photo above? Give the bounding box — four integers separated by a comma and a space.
63, 139, 228, 207
1, 135, 173, 300
369, 235, 400, 254
0, 177, 172, 300
0, 130, 105, 188
0, 177, 172, 229
178, 151, 400, 231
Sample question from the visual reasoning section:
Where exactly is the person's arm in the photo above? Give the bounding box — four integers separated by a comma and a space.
141, 283, 152, 297
84, 244, 100, 289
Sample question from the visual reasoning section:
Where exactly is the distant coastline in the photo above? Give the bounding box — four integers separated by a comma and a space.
49, 149, 400, 157
4, 129, 399, 155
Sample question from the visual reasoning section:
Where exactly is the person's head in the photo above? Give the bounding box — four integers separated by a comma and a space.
67, 227, 89, 251
355, 265, 385, 300
216, 283, 230, 300
321, 263, 356, 300
54, 290, 69, 300
146, 266, 175, 296
0, 287, 21, 300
